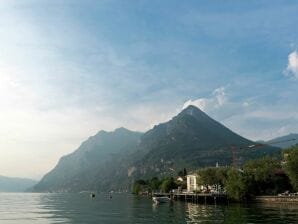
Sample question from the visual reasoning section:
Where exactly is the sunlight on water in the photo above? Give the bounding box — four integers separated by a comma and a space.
0, 193, 297, 224
0, 193, 69, 223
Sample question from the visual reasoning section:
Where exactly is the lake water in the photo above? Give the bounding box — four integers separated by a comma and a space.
0, 193, 297, 223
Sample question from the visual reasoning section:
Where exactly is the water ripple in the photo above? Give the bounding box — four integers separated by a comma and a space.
0, 193, 297, 223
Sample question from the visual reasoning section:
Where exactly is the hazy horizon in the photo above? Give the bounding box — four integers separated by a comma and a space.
0, 0, 298, 179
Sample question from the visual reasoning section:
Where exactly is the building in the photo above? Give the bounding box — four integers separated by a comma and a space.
186, 173, 224, 193
176, 176, 184, 182
186, 174, 199, 192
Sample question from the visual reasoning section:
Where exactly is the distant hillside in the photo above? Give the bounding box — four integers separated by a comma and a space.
0, 175, 37, 192
33, 128, 143, 192
129, 105, 280, 179
266, 133, 298, 149
32, 105, 281, 193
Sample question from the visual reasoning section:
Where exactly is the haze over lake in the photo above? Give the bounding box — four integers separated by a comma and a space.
1, 1, 298, 223
1, 0, 298, 180
0, 193, 297, 224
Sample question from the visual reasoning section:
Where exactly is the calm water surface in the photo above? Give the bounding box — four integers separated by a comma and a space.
0, 193, 297, 223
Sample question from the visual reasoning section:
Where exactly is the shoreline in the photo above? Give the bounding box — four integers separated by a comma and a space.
152, 192, 298, 204
253, 195, 298, 203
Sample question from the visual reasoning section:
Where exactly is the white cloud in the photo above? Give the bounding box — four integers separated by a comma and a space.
284, 50, 298, 79
223, 109, 298, 141
242, 101, 250, 107
183, 87, 227, 111
182, 87, 298, 142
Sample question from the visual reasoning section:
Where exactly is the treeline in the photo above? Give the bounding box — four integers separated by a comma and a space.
132, 169, 188, 195
283, 145, 298, 190
132, 146, 298, 201
132, 177, 179, 195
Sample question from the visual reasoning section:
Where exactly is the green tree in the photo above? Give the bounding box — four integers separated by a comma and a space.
225, 169, 248, 201
183, 168, 187, 176
132, 179, 148, 194
243, 156, 288, 195
132, 182, 141, 195
198, 168, 217, 186
177, 168, 187, 177
160, 177, 177, 193
178, 170, 184, 177
215, 167, 229, 186
149, 177, 161, 191
284, 146, 298, 191
197, 167, 228, 189
244, 157, 279, 182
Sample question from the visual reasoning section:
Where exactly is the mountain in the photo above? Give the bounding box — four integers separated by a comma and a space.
128, 105, 280, 179
0, 175, 37, 192
32, 128, 142, 192
32, 105, 280, 192
265, 133, 298, 149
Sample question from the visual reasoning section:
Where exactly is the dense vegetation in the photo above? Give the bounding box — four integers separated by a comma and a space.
223, 156, 292, 201
133, 146, 298, 202
132, 177, 179, 195
284, 146, 298, 191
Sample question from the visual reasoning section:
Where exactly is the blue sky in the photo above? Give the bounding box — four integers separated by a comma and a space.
0, 0, 298, 178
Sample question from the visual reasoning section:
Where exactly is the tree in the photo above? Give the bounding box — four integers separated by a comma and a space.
243, 156, 289, 195
215, 167, 229, 186
198, 168, 218, 186
132, 179, 148, 194
183, 168, 187, 176
225, 169, 248, 201
132, 182, 141, 195
244, 157, 279, 182
178, 170, 184, 177
197, 167, 228, 190
160, 177, 177, 193
284, 146, 298, 191
178, 168, 187, 177
149, 177, 161, 191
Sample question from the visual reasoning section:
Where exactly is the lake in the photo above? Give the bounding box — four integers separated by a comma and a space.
0, 193, 297, 223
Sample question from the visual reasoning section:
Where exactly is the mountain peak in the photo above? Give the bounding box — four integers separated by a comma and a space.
96, 127, 133, 136
181, 105, 203, 114
114, 127, 130, 132
179, 105, 209, 121
96, 130, 107, 135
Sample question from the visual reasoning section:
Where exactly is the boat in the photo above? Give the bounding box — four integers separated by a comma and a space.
152, 196, 171, 203
90, 193, 96, 198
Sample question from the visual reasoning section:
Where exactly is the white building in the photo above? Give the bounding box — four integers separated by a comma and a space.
186, 174, 199, 192
187, 173, 224, 193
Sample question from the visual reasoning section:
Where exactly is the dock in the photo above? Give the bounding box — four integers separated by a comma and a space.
152, 192, 228, 204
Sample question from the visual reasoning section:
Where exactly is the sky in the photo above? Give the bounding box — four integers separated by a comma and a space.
0, 0, 298, 179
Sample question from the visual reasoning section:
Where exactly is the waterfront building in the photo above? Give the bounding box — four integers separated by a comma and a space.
186, 174, 199, 192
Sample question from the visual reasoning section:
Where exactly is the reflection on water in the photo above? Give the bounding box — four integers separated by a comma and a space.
0, 193, 297, 223
186, 203, 224, 223
185, 202, 298, 224
0, 193, 69, 224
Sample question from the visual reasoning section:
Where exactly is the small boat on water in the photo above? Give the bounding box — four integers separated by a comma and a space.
152, 196, 171, 203
90, 193, 96, 198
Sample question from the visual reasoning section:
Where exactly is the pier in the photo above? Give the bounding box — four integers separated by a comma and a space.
152, 192, 228, 204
